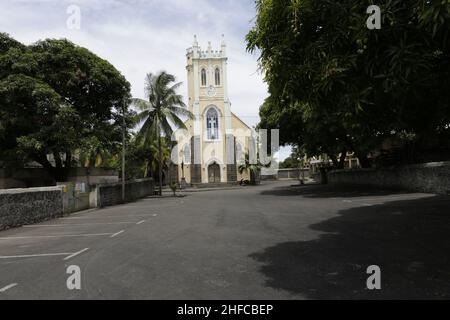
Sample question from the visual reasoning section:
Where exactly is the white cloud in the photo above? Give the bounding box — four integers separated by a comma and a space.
0, 0, 290, 159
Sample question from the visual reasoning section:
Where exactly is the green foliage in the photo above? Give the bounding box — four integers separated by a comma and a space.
0, 33, 131, 180
169, 181, 177, 196
238, 152, 265, 185
248, 0, 450, 167
133, 71, 193, 194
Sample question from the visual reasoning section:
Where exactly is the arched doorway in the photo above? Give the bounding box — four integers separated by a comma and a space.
208, 162, 221, 183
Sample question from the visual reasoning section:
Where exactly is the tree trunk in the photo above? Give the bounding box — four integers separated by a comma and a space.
357, 154, 371, 168
34, 152, 69, 183
319, 167, 328, 184
337, 150, 347, 169
329, 154, 338, 168
157, 119, 163, 196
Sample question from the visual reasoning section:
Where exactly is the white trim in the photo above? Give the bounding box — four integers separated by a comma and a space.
202, 104, 223, 117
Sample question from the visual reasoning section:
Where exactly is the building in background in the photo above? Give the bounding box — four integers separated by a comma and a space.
174, 36, 253, 185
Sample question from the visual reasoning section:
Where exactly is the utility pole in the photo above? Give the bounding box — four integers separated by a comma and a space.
122, 103, 126, 203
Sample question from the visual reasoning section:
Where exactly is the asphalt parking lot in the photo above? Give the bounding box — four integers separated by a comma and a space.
1, 181, 449, 299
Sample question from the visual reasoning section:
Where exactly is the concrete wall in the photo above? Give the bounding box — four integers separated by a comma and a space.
0, 179, 155, 231
261, 168, 310, 181
328, 162, 450, 195
58, 182, 90, 214
94, 178, 155, 208
0, 167, 119, 189
0, 186, 63, 231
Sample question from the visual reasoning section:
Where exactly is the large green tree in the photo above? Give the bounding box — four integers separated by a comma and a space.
133, 71, 193, 196
0, 33, 131, 181
248, 0, 450, 167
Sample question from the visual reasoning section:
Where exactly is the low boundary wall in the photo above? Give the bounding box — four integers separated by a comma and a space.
328, 162, 450, 195
93, 178, 155, 208
0, 186, 63, 231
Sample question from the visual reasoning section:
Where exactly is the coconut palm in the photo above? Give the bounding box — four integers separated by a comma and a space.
238, 153, 261, 185
133, 71, 193, 195
238, 151, 275, 185
141, 137, 171, 179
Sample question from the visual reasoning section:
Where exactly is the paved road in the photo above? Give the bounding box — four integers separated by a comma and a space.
1, 181, 450, 299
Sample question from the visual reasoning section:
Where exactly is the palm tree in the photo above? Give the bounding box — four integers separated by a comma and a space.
238, 153, 261, 185
133, 71, 193, 195
141, 137, 170, 179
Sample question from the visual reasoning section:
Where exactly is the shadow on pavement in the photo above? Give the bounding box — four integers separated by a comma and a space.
249, 195, 450, 299
260, 183, 414, 198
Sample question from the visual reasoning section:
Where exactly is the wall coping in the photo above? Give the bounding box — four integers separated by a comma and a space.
97, 178, 154, 188
329, 161, 450, 174
0, 186, 64, 195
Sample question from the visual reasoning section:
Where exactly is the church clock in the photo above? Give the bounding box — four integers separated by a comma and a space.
207, 85, 216, 97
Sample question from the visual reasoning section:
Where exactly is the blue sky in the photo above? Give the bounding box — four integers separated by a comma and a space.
0, 0, 291, 160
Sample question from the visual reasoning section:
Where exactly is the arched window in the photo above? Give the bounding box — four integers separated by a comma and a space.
201, 68, 207, 86
183, 144, 191, 164
215, 68, 220, 86
206, 108, 219, 140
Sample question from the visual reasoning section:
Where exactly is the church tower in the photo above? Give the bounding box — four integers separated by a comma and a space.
176, 36, 251, 185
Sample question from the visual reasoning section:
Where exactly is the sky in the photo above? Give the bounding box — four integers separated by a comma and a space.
0, 0, 291, 160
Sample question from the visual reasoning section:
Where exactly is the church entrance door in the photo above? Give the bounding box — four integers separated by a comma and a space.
208, 163, 221, 183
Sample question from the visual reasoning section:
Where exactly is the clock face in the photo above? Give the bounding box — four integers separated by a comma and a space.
207, 85, 216, 97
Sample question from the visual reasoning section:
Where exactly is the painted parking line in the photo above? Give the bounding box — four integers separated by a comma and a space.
0, 252, 73, 259
23, 222, 136, 228
136, 220, 146, 225
63, 248, 90, 261
0, 233, 114, 240
111, 230, 125, 238
59, 214, 154, 220
0, 283, 18, 293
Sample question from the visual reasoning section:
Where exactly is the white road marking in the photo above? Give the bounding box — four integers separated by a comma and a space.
111, 230, 125, 238
343, 200, 353, 203
0, 253, 73, 259
63, 248, 90, 261
0, 233, 113, 240
23, 222, 135, 228
152, 214, 158, 217
0, 283, 18, 292
59, 214, 152, 220
136, 220, 146, 225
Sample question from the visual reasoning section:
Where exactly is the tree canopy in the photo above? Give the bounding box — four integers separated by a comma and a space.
0, 33, 131, 181
247, 0, 450, 167
133, 71, 193, 194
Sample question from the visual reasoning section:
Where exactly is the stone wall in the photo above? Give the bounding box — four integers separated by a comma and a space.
94, 178, 155, 208
0, 186, 63, 231
0, 167, 118, 189
328, 162, 450, 195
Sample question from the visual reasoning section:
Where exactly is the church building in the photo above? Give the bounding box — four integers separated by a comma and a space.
174, 36, 253, 185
